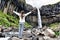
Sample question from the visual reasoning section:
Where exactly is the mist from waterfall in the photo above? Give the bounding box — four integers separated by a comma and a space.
26, 0, 60, 7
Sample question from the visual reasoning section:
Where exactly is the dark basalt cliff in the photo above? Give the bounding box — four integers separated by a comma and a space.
40, 2, 60, 25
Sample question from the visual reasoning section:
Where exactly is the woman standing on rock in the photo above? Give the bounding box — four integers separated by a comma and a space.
13, 9, 35, 38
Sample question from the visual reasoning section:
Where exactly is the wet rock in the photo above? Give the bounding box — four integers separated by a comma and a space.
43, 36, 51, 40
12, 27, 18, 32
25, 4, 33, 11
3, 29, 10, 32
23, 29, 32, 38
8, 27, 12, 31
0, 27, 3, 32
32, 36, 39, 40
42, 26, 47, 31
44, 28, 55, 38
0, 25, 3, 32
39, 36, 43, 40
3, 27, 13, 32
0, 32, 5, 37
48, 18, 53, 24
24, 38, 32, 40
42, 18, 48, 24
10, 37, 21, 40
31, 28, 41, 36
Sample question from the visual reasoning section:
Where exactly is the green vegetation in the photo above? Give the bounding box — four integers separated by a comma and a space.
0, 10, 19, 28
0, 10, 32, 28
25, 22, 32, 28
49, 22, 59, 30
55, 31, 60, 37
49, 22, 60, 36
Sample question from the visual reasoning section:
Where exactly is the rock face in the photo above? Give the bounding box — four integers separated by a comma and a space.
44, 28, 55, 38
25, 2, 60, 26
40, 2, 60, 25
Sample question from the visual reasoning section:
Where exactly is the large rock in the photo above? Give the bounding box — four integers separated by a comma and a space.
43, 28, 55, 38
9, 37, 21, 40
43, 36, 51, 40
23, 29, 32, 38
32, 28, 44, 36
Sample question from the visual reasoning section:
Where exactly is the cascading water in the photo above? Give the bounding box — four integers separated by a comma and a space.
25, 0, 42, 28
25, 0, 60, 28
37, 8, 42, 28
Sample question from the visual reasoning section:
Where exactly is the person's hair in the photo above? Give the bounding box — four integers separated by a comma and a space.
20, 10, 25, 19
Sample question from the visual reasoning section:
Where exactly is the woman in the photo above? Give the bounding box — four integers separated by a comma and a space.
13, 10, 35, 38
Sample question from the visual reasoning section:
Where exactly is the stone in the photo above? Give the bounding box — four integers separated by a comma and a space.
0, 27, 3, 32
43, 36, 51, 40
32, 36, 39, 40
4, 27, 13, 32
31, 28, 41, 36
48, 18, 53, 24
3, 29, 10, 32
8, 27, 12, 31
24, 38, 32, 40
42, 26, 47, 31
3, 8, 8, 14
0, 25, 3, 32
11, 37, 21, 40
39, 36, 43, 40
23, 29, 32, 38
42, 18, 48, 24
0, 32, 5, 37
44, 28, 55, 38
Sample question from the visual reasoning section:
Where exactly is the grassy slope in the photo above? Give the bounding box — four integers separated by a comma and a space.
49, 22, 60, 36
0, 11, 32, 28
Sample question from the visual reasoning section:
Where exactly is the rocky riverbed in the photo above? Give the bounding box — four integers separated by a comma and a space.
0, 25, 60, 40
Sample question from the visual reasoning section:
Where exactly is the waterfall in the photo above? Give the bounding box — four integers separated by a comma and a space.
25, 0, 60, 28
25, 0, 42, 28
37, 8, 42, 28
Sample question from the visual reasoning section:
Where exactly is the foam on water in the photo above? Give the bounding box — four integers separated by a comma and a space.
0, 37, 10, 40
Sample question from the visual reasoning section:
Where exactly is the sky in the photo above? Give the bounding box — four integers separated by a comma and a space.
26, 0, 60, 8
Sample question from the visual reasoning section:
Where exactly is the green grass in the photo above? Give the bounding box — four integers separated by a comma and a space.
48, 22, 60, 36
55, 31, 60, 37
0, 10, 32, 28
49, 22, 59, 30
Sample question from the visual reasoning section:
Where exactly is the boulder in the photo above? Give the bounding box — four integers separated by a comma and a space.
0, 25, 3, 32
3, 29, 10, 32
23, 29, 32, 38
24, 38, 32, 40
31, 28, 42, 36
43, 36, 51, 40
10, 37, 22, 40
0, 27, 3, 32
32, 36, 39, 40
44, 28, 55, 38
